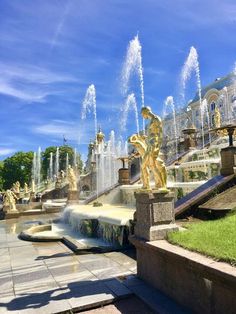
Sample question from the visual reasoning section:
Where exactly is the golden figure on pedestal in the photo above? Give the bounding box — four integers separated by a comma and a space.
3, 190, 18, 212
129, 106, 168, 191
67, 165, 77, 191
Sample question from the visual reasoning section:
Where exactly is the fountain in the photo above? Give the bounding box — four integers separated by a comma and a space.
121, 93, 140, 134
180, 47, 205, 144
163, 96, 178, 159
82, 84, 97, 138
200, 99, 211, 143
31, 147, 42, 191
49, 152, 53, 181
65, 153, 69, 176
73, 148, 77, 169
55, 147, 60, 178
122, 34, 145, 131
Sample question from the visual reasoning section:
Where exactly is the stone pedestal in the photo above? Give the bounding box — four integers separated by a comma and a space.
220, 146, 236, 176
3, 206, 20, 219
67, 190, 79, 203
118, 168, 130, 185
134, 191, 178, 241
30, 192, 36, 202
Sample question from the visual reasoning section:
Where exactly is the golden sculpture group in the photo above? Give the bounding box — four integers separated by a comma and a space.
129, 106, 168, 191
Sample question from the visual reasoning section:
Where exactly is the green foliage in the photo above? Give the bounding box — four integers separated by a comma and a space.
196, 171, 208, 180
42, 145, 83, 179
192, 153, 198, 161
0, 145, 83, 190
0, 161, 4, 190
1, 151, 34, 189
167, 213, 236, 264
188, 170, 196, 180
177, 187, 184, 200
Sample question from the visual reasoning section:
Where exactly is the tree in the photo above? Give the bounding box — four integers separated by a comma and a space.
0, 161, 4, 190
1, 152, 34, 190
42, 145, 83, 180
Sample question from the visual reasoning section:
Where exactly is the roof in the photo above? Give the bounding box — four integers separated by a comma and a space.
190, 72, 236, 104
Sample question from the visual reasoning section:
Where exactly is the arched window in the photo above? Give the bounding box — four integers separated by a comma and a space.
210, 102, 216, 111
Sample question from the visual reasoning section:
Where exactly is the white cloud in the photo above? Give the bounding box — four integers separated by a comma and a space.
0, 62, 78, 102
0, 62, 77, 84
0, 80, 49, 102
0, 148, 15, 156
33, 120, 95, 145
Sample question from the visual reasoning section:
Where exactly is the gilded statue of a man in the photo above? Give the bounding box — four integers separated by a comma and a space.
129, 106, 167, 191
67, 165, 77, 191
3, 190, 18, 212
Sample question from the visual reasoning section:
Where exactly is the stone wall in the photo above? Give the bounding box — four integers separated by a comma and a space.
130, 237, 236, 314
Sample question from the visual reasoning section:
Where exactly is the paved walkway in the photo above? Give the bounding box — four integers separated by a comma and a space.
0, 214, 189, 314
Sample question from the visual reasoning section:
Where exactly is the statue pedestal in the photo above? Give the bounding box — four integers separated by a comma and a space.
134, 191, 178, 241
3, 206, 20, 219
118, 168, 130, 185
30, 192, 35, 202
220, 146, 236, 176
67, 190, 79, 203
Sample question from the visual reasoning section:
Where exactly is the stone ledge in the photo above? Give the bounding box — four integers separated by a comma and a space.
130, 237, 236, 286
130, 236, 236, 313
19, 224, 62, 242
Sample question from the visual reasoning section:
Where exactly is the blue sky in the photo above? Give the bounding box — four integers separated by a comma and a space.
0, 0, 235, 160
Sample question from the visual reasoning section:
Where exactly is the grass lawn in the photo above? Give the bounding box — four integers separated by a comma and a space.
167, 213, 236, 265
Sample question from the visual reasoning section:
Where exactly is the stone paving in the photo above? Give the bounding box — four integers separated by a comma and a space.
0, 214, 189, 314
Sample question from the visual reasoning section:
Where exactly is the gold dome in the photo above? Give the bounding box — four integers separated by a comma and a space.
96, 127, 105, 143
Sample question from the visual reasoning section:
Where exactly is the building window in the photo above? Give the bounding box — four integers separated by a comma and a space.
210, 102, 216, 111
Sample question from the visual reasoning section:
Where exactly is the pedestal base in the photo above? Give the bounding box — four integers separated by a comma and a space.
134, 191, 178, 241
220, 146, 236, 175
67, 190, 79, 203
5, 210, 20, 219
118, 168, 130, 185
149, 224, 179, 240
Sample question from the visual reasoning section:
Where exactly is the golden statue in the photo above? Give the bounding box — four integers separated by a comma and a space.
214, 107, 228, 136
3, 190, 18, 212
129, 106, 167, 191
214, 107, 221, 128
67, 165, 77, 191
24, 183, 28, 195
13, 181, 20, 194
31, 179, 35, 193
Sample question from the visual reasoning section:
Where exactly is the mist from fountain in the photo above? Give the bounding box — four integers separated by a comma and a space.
121, 35, 145, 130
121, 93, 140, 134
82, 84, 97, 138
